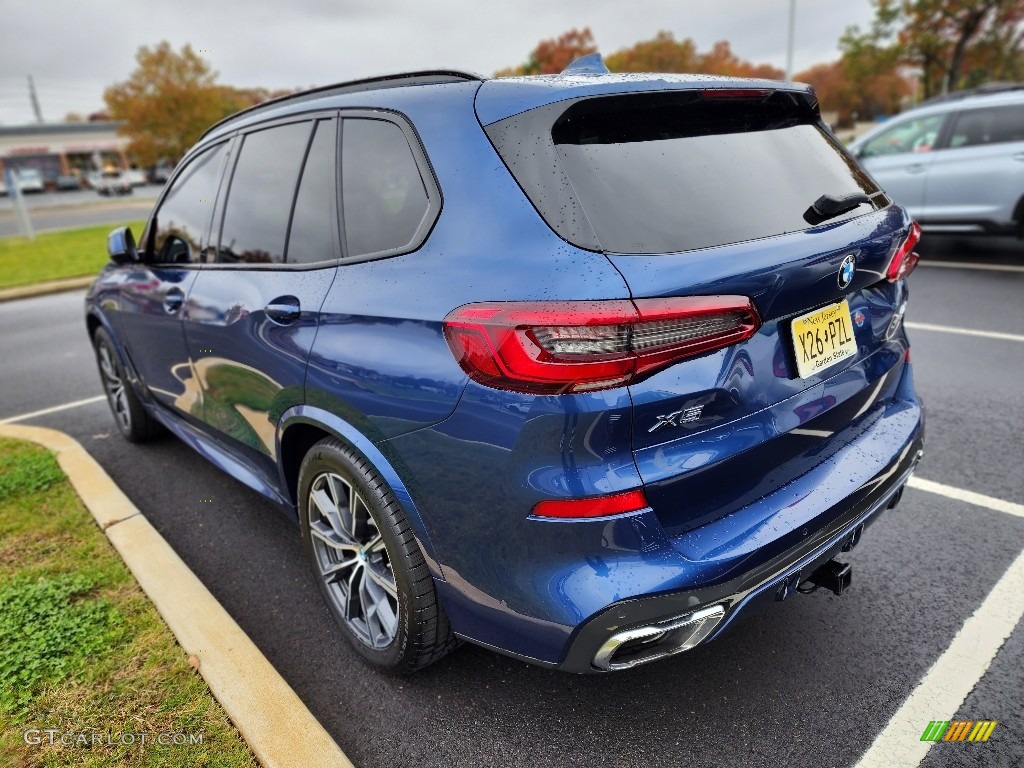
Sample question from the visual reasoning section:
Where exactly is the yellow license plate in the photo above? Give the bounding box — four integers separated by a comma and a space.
791, 300, 857, 379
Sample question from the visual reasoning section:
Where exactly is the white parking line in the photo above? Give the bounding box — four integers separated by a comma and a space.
909, 476, 1024, 518
905, 321, 1024, 343
856, 480, 1024, 767
854, 548, 1024, 768
918, 260, 1024, 273
0, 394, 106, 425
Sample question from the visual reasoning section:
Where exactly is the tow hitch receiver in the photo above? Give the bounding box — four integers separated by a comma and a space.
806, 560, 852, 596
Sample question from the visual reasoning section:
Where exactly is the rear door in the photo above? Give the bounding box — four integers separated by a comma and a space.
183, 117, 341, 474
305, 113, 460, 441
923, 102, 1024, 227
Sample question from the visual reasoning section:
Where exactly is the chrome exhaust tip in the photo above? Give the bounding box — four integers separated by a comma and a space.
592, 604, 726, 671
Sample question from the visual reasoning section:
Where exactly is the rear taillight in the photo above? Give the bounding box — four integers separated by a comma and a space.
443, 296, 761, 394
886, 221, 922, 282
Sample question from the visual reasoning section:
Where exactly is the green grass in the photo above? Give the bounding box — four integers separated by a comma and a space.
0, 222, 145, 290
0, 439, 258, 768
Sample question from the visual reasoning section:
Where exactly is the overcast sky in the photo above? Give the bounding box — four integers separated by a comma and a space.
0, 0, 877, 125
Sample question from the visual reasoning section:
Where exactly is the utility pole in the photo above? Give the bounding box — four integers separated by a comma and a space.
28, 75, 44, 124
785, 0, 797, 80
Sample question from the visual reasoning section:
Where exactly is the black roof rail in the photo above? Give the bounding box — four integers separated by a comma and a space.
201, 69, 486, 139
919, 82, 1024, 106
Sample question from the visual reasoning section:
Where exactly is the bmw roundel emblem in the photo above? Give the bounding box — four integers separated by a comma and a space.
838, 254, 856, 289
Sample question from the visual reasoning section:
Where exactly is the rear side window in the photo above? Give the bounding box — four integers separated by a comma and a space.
342, 118, 429, 258
150, 142, 227, 264
487, 91, 886, 254
218, 122, 310, 264
948, 104, 1024, 148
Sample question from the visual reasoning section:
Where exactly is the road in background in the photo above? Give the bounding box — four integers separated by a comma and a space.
0, 186, 159, 236
2, 238, 1021, 768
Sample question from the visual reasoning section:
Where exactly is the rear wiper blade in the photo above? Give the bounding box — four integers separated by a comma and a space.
804, 192, 871, 225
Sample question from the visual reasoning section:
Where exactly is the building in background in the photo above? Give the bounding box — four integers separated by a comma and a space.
0, 122, 129, 186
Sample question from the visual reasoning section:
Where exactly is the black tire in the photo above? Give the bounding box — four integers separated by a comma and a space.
92, 327, 163, 442
298, 437, 458, 673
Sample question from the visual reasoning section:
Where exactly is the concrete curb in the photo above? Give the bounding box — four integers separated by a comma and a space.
0, 276, 93, 302
0, 423, 354, 768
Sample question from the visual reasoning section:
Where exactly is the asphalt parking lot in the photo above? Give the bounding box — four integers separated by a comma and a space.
2, 236, 1022, 768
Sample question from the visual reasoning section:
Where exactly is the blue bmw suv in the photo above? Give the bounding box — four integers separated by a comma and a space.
86, 55, 924, 673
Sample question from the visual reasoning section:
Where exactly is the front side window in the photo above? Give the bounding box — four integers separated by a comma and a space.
948, 105, 1024, 148
342, 119, 429, 258
218, 122, 311, 264
150, 142, 227, 264
861, 114, 945, 158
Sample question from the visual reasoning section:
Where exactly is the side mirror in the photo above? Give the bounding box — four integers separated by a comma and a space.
107, 226, 138, 265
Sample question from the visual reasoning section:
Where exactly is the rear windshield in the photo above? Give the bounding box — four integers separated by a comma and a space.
486, 91, 886, 254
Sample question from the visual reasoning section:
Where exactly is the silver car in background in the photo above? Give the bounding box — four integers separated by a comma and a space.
848, 86, 1024, 238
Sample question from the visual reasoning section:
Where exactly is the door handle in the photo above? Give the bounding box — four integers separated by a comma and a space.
163, 287, 184, 314
265, 295, 301, 324
905, 164, 926, 174
1013, 152, 1024, 162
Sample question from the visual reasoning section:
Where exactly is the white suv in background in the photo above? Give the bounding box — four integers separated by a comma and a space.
849, 85, 1024, 238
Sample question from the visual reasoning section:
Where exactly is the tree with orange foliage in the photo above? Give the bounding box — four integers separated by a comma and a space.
604, 31, 699, 72
795, 56, 912, 125
891, 0, 1024, 95
849, 0, 1024, 99
963, 18, 1024, 86
794, 61, 849, 114
503, 29, 783, 79
104, 42, 239, 166
495, 28, 598, 76
698, 40, 785, 79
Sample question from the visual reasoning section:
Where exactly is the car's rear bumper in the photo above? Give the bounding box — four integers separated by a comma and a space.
449, 361, 924, 672
557, 422, 923, 672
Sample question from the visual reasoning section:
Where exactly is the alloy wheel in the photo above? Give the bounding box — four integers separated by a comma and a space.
307, 471, 399, 649
97, 342, 131, 433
